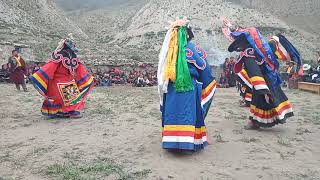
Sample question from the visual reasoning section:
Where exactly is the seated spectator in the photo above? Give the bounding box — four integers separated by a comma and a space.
136, 76, 145, 87
144, 76, 151, 86
0, 63, 10, 83
100, 76, 112, 87
302, 64, 316, 83
311, 66, 320, 83
218, 73, 228, 88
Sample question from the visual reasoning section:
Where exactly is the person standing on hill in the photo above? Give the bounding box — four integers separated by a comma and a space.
8, 50, 28, 92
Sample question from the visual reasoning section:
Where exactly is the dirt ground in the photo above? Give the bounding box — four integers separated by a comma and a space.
0, 84, 320, 180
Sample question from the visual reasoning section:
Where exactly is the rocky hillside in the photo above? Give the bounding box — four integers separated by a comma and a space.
1, 0, 319, 65
0, 0, 87, 62
228, 0, 320, 35
58, 0, 318, 65
109, 0, 319, 65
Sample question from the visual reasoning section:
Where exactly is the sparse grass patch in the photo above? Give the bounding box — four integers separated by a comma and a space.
91, 106, 114, 116
63, 152, 82, 161
232, 129, 244, 135
219, 106, 227, 110
138, 113, 149, 119
45, 159, 151, 180
225, 110, 247, 122
12, 158, 26, 168
296, 128, 312, 135
12, 113, 25, 119
299, 111, 320, 125
7, 142, 25, 149
310, 113, 320, 125
149, 111, 160, 119
129, 104, 145, 113
28, 147, 51, 157
278, 151, 295, 160
296, 170, 318, 180
23, 98, 35, 103
136, 104, 144, 109
0, 151, 12, 163
214, 134, 227, 143
277, 136, 292, 147
126, 117, 138, 123
240, 137, 259, 143
0, 113, 9, 119
119, 169, 152, 180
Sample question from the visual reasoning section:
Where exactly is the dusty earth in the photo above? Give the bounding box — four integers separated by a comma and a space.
0, 84, 320, 180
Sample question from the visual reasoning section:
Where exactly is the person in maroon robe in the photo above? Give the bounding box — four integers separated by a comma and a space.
8, 50, 28, 91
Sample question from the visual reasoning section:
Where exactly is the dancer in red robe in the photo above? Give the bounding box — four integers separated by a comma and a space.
30, 36, 94, 119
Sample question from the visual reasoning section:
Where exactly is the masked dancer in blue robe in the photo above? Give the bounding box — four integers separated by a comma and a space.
157, 19, 217, 151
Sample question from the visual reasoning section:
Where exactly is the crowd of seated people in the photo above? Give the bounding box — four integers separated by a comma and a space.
92, 67, 157, 87
1, 62, 158, 87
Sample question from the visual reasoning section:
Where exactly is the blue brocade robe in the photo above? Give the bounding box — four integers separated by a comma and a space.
161, 42, 216, 151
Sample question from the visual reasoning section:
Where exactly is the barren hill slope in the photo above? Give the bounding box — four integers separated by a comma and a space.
228, 0, 320, 35
55, 0, 147, 63
110, 0, 318, 65
57, 0, 319, 65
0, 0, 87, 61
1, 0, 318, 64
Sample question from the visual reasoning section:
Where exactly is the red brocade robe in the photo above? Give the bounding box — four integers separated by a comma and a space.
30, 54, 94, 116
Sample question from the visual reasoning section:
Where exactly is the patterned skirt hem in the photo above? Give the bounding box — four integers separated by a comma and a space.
250, 112, 294, 128
162, 142, 208, 151
41, 110, 80, 119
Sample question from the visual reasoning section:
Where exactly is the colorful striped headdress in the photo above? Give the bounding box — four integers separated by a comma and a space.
158, 18, 194, 94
